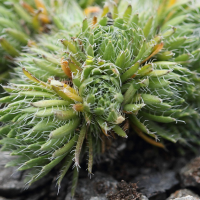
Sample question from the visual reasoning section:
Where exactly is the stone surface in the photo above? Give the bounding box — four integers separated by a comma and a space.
0, 151, 52, 198
65, 172, 118, 200
0, 190, 46, 200
139, 195, 149, 200
173, 196, 199, 200
132, 171, 179, 199
166, 189, 200, 200
180, 157, 200, 189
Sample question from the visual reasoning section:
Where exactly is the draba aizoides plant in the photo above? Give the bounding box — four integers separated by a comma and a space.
0, 0, 84, 83
0, 0, 200, 196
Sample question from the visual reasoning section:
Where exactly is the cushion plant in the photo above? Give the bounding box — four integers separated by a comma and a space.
0, 0, 200, 196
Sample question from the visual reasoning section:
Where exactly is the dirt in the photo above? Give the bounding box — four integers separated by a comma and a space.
107, 180, 141, 200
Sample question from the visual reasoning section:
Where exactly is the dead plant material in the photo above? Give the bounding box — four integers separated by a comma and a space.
107, 180, 141, 200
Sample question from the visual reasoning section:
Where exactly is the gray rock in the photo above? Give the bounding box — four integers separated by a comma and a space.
180, 157, 200, 188
0, 198, 13, 200
0, 151, 52, 198
132, 171, 179, 199
173, 196, 199, 200
0, 190, 46, 200
166, 189, 200, 200
139, 195, 149, 200
65, 172, 118, 200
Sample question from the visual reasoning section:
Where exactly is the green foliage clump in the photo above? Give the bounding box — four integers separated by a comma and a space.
0, 0, 200, 196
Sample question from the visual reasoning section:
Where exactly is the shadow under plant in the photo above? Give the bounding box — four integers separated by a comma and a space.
0, 133, 199, 200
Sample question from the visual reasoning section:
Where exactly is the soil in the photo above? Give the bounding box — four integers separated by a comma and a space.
107, 180, 141, 200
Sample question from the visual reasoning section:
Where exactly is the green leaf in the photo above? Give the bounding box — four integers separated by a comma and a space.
50, 118, 80, 139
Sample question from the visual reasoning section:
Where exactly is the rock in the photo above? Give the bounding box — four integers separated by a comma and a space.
0, 189, 46, 200
139, 195, 149, 200
132, 171, 179, 199
0, 152, 53, 198
65, 172, 118, 200
172, 196, 199, 200
166, 189, 200, 200
0, 197, 13, 200
180, 157, 200, 188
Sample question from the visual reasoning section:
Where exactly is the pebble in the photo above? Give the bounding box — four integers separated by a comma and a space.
0, 151, 52, 199
132, 171, 179, 199
65, 172, 117, 200
166, 189, 200, 200
180, 157, 200, 188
